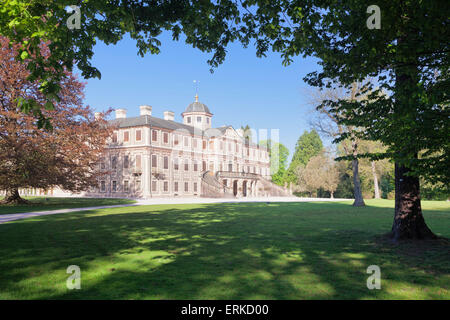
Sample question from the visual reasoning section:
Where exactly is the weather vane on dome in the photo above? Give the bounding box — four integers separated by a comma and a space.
193, 80, 200, 101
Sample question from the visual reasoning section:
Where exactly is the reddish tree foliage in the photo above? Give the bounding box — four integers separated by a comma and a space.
0, 36, 113, 204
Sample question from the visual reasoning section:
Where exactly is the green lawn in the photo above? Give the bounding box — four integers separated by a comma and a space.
0, 199, 449, 299
0, 197, 136, 214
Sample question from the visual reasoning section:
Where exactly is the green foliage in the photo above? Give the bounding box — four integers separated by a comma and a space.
380, 174, 395, 199
0, 0, 242, 125
286, 130, 323, 183
260, 139, 289, 186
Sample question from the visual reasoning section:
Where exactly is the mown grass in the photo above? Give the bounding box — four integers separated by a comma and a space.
0, 199, 448, 299
0, 197, 136, 214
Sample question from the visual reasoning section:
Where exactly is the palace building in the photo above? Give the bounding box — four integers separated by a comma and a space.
84, 95, 289, 199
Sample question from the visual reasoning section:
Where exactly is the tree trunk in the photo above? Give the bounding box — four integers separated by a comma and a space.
390, 163, 436, 241
371, 161, 381, 199
350, 137, 365, 207
330, 191, 334, 199
1, 188, 29, 204
390, 34, 436, 241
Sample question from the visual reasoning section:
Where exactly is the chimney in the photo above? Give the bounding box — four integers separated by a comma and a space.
115, 109, 126, 119
140, 105, 152, 116
164, 111, 174, 121
94, 112, 102, 120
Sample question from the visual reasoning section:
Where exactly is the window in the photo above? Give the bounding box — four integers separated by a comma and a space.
100, 181, 106, 192
136, 130, 141, 141
202, 161, 206, 171
136, 180, 141, 190
193, 139, 197, 148
209, 140, 214, 150
112, 132, 118, 143
152, 154, 157, 168
100, 158, 105, 169
184, 182, 189, 192
197, 116, 202, 123
187, 117, 191, 123
174, 158, 179, 170
220, 141, 223, 150
124, 131, 129, 142
174, 135, 179, 145
206, 117, 210, 124
135, 155, 142, 169
202, 140, 206, 149
123, 155, 129, 169
174, 182, 178, 192
236, 144, 239, 153
228, 163, 232, 172
152, 181, 157, 192
163, 132, 169, 143
193, 182, 197, 192
184, 159, 189, 171
152, 130, 158, 141
124, 180, 129, 192
164, 156, 168, 169
163, 181, 168, 192
209, 162, 214, 172
193, 161, 198, 172
223, 179, 227, 187
112, 181, 117, 192
184, 136, 189, 147
111, 156, 117, 169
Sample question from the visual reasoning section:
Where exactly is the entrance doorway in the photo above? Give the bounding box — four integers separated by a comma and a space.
233, 180, 238, 196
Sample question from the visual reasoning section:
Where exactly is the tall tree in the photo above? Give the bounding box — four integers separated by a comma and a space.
286, 130, 323, 184
298, 153, 339, 198
0, 37, 112, 204
260, 139, 289, 186
230, 1, 448, 240
308, 83, 368, 206
358, 140, 390, 199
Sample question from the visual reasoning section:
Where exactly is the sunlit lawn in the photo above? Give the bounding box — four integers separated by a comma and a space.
0, 199, 448, 299
0, 197, 136, 214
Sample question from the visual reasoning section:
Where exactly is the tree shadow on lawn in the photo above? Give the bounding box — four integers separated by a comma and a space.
0, 202, 448, 299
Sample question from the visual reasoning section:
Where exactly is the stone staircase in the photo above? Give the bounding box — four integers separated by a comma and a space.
200, 171, 290, 198
200, 171, 234, 198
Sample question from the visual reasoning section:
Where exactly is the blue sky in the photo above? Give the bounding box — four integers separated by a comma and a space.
80, 32, 327, 162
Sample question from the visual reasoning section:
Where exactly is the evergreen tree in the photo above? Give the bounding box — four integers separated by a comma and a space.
286, 130, 323, 183
261, 139, 289, 186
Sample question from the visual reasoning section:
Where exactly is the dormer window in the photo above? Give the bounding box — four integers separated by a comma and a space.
197, 116, 202, 123
187, 117, 191, 123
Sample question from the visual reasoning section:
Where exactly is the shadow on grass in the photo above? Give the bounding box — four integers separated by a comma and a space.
0, 201, 448, 299
0, 197, 136, 214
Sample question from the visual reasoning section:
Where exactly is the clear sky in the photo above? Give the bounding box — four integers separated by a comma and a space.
79, 32, 328, 162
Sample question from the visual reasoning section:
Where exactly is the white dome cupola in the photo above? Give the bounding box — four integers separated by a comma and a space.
181, 94, 213, 130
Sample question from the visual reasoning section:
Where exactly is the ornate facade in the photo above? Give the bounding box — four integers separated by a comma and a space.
87, 95, 288, 198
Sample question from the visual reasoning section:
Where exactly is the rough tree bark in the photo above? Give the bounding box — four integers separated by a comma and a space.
390, 163, 436, 240
352, 159, 365, 206
1, 188, 29, 204
371, 161, 381, 199
390, 35, 437, 241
